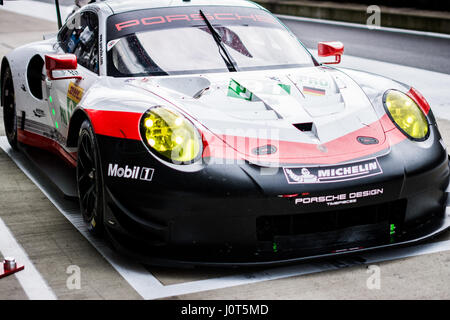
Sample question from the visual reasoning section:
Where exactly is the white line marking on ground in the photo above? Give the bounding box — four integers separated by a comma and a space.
0, 138, 164, 299
135, 236, 450, 299
0, 218, 57, 300
1, 137, 450, 299
277, 14, 450, 39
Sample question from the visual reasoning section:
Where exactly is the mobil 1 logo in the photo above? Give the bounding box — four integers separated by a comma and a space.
108, 163, 154, 182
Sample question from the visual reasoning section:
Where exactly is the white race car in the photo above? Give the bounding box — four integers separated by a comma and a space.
1, 0, 448, 266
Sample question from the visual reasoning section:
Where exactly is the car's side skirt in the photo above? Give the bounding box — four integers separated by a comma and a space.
16, 115, 77, 167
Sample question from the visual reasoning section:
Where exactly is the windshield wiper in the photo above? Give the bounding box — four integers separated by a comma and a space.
199, 10, 238, 72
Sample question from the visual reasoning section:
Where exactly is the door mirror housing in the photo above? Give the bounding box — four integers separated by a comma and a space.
45, 54, 82, 80
318, 41, 344, 64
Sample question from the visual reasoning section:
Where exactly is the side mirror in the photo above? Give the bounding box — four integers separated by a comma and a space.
45, 54, 82, 81
318, 41, 344, 65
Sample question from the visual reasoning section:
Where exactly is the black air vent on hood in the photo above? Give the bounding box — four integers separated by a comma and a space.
293, 122, 313, 132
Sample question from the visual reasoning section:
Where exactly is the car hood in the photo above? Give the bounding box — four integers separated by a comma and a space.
87, 66, 391, 164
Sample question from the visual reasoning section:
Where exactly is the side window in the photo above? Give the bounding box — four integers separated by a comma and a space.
58, 23, 75, 51
58, 11, 99, 74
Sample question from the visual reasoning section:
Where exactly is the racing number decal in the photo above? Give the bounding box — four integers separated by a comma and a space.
64, 82, 84, 125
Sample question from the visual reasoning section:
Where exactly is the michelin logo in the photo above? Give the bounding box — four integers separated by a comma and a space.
108, 164, 154, 182
284, 158, 382, 184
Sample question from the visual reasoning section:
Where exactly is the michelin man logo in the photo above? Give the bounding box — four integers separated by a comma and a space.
285, 168, 318, 183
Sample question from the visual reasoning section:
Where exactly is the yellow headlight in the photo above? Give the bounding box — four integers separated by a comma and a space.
384, 90, 429, 140
140, 107, 201, 163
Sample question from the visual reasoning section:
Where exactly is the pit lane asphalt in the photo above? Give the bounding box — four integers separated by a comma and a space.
280, 15, 450, 74
0, 5, 449, 300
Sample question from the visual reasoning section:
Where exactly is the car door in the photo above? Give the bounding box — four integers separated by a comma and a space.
49, 10, 100, 143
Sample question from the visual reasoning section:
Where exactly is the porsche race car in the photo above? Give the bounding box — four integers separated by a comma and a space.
1, 0, 449, 266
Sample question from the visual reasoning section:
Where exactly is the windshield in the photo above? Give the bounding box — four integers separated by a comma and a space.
106, 6, 315, 77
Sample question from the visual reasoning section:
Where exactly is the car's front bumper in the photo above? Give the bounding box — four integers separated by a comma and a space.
104, 204, 450, 267
96, 128, 450, 266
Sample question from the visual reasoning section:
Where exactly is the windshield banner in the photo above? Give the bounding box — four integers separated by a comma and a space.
107, 6, 280, 40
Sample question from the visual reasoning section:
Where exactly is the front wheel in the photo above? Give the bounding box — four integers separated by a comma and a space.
2, 66, 18, 150
76, 120, 104, 235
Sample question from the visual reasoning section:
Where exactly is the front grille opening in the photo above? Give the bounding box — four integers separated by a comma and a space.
256, 200, 406, 241
107, 199, 166, 244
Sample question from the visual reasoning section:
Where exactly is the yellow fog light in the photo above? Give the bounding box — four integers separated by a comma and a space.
383, 90, 429, 140
140, 107, 201, 163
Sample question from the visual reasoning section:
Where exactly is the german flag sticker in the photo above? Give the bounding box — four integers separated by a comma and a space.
303, 86, 326, 96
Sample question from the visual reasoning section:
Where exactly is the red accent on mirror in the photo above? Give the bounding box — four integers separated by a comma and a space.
45, 54, 82, 80
318, 41, 344, 64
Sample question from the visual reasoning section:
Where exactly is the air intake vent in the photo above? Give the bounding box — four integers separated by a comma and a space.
256, 199, 407, 242
293, 122, 313, 132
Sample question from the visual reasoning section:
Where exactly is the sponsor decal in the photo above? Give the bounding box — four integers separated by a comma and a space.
283, 158, 382, 184
66, 70, 80, 77
60, 106, 67, 126
294, 188, 384, 206
298, 75, 330, 88
227, 79, 253, 101
65, 82, 84, 125
67, 82, 84, 104
227, 79, 291, 97
107, 39, 120, 51
108, 163, 154, 181
99, 34, 103, 66
278, 83, 291, 94
114, 12, 277, 32
302, 86, 326, 96
107, 7, 280, 42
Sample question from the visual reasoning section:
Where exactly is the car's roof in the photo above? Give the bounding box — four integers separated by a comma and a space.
99, 0, 262, 14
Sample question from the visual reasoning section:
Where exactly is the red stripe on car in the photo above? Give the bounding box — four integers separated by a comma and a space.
202, 114, 407, 164
17, 129, 77, 167
85, 109, 142, 140
84, 109, 407, 164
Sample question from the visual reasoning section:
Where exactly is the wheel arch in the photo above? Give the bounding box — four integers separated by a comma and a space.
66, 107, 91, 148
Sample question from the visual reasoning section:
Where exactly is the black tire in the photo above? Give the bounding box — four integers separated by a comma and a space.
2, 66, 18, 150
76, 120, 104, 235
